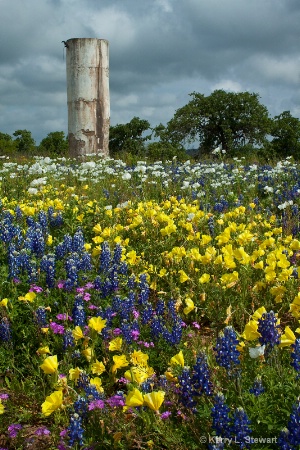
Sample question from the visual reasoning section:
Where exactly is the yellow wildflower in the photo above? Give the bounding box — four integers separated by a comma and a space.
88, 316, 107, 333
42, 390, 63, 416
109, 337, 123, 352
112, 354, 129, 373
279, 326, 296, 347
183, 298, 195, 315
170, 350, 184, 367
125, 388, 144, 408
91, 360, 105, 375
143, 391, 165, 412
40, 355, 58, 374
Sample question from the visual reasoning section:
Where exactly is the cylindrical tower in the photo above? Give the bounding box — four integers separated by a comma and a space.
66, 38, 110, 157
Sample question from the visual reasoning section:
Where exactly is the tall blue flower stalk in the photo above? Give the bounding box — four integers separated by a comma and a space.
277, 398, 300, 449
214, 326, 241, 377
231, 407, 252, 449
291, 338, 300, 378
211, 393, 231, 440
257, 311, 280, 357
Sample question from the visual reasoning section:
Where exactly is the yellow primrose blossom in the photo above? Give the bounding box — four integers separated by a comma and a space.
242, 320, 261, 341
40, 355, 58, 374
90, 377, 104, 393
0, 298, 8, 307
178, 270, 190, 283
42, 390, 63, 416
165, 371, 178, 382
112, 354, 129, 373
124, 365, 154, 384
91, 360, 105, 375
88, 317, 107, 333
0, 399, 5, 414
143, 391, 165, 413
130, 350, 149, 366
252, 307, 267, 321
71, 326, 84, 341
69, 367, 82, 382
109, 337, 123, 352
183, 298, 195, 315
125, 388, 144, 408
269, 285, 286, 304
279, 326, 296, 347
82, 347, 94, 362
220, 271, 239, 287
37, 346, 50, 355
170, 350, 184, 367
199, 273, 210, 284
18, 291, 36, 302
290, 294, 300, 319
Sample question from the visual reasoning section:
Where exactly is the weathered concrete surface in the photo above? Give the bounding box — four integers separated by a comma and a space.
66, 38, 110, 157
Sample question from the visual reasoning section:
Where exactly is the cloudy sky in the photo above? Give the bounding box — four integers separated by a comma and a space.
1, 0, 300, 144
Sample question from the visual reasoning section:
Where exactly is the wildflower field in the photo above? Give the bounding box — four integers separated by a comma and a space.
1, 154, 300, 449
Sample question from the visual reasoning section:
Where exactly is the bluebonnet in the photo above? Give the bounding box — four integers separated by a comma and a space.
150, 315, 163, 340
40, 254, 56, 288
141, 302, 153, 325
291, 338, 300, 377
63, 329, 75, 350
208, 216, 215, 236
37, 210, 48, 234
214, 326, 241, 377
231, 407, 252, 449
24, 223, 45, 257
277, 398, 300, 449
0, 211, 19, 244
68, 413, 84, 447
112, 243, 122, 266
192, 352, 213, 397
257, 311, 280, 356
127, 275, 136, 289
65, 253, 81, 289
48, 207, 63, 228
99, 241, 111, 273
211, 393, 231, 439
15, 205, 23, 222
249, 376, 265, 396
120, 321, 132, 344
0, 318, 12, 342
55, 234, 72, 259
156, 299, 165, 316
77, 372, 104, 401
35, 307, 48, 328
72, 228, 85, 252
138, 274, 150, 305
178, 367, 196, 410
72, 295, 86, 326
74, 396, 88, 418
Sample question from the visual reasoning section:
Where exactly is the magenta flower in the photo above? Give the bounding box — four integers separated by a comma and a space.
29, 284, 43, 293
35, 427, 51, 436
0, 394, 9, 400
56, 313, 72, 321
88, 399, 105, 410
8, 424, 22, 438
160, 411, 172, 420
83, 293, 91, 301
50, 322, 65, 334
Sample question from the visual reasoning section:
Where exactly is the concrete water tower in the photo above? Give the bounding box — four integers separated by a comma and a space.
65, 38, 110, 157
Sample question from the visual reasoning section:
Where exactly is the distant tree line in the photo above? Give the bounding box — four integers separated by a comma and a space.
1, 90, 300, 160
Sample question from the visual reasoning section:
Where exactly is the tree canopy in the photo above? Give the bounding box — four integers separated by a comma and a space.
164, 90, 271, 155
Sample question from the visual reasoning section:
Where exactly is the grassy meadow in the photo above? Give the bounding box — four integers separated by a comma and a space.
1, 153, 300, 449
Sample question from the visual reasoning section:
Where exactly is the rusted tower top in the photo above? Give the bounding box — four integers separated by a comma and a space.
65, 38, 110, 157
